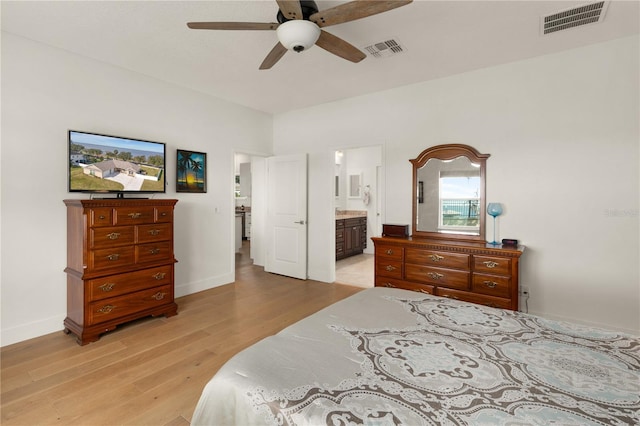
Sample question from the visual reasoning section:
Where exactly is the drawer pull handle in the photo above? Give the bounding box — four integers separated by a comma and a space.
483, 281, 498, 289
152, 292, 167, 301
427, 272, 444, 280
385, 249, 394, 255
152, 272, 166, 280
483, 261, 499, 268
148, 229, 160, 236
160, 212, 167, 217
149, 248, 160, 255
128, 212, 142, 219
106, 254, 120, 261
99, 215, 106, 220
429, 254, 444, 262
383, 282, 396, 288
99, 283, 115, 292
385, 265, 397, 271
106, 232, 120, 240
97, 304, 115, 314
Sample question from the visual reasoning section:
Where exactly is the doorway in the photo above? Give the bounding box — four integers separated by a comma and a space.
234, 152, 268, 272
333, 146, 383, 288
233, 152, 309, 280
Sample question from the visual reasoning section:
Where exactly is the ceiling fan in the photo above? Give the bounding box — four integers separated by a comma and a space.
187, 0, 413, 70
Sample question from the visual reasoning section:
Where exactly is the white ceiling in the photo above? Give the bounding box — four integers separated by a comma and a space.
2, 1, 638, 114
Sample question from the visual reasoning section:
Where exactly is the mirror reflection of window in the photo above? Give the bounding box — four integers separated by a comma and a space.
439, 175, 480, 230
416, 156, 483, 235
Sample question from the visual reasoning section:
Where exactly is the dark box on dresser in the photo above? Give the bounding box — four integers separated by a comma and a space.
382, 224, 409, 238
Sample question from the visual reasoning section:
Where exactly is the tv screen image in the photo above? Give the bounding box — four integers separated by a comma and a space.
68, 130, 166, 195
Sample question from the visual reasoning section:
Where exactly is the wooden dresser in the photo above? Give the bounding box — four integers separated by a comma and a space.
63, 199, 178, 345
372, 236, 524, 310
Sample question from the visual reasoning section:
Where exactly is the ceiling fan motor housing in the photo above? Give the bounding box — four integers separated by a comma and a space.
277, 20, 321, 52
276, 0, 319, 23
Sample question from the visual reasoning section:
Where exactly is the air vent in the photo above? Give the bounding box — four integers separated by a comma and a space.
541, 1, 609, 35
363, 39, 405, 58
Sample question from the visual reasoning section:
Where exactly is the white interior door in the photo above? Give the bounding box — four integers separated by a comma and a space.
265, 154, 308, 279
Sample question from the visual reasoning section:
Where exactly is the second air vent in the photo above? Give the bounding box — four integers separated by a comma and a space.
541, 1, 609, 35
363, 39, 405, 58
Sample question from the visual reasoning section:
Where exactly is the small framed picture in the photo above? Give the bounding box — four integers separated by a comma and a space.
176, 149, 207, 193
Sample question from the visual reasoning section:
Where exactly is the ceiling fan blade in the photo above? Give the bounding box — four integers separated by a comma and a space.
310, 0, 412, 27
315, 30, 366, 63
276, 0, 303, 20
260, 43, 288, 70
187, 22, 279, 30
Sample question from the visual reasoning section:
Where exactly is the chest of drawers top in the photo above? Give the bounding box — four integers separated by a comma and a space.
373, 236, 524, 257
64, 199, 177, 224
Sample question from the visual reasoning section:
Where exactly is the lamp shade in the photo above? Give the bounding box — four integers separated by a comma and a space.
276, 20, 321, 52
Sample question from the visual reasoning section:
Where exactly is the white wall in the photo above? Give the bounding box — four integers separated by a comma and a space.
274, 36, 639, 334
0, 33, 273, 346
2, 32, 637, 345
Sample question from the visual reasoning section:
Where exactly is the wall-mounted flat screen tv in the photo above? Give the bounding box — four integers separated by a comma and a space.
68, 130, 166, 196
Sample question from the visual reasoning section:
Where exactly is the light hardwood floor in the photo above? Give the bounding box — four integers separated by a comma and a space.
1, 244, 362, 425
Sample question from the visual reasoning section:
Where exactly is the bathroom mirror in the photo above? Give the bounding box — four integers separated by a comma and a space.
411, 144, 489, 241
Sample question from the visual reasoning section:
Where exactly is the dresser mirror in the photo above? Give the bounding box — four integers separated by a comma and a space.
411, 144, 490, 241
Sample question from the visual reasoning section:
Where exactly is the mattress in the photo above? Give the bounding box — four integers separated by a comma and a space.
192, 287, 639, 425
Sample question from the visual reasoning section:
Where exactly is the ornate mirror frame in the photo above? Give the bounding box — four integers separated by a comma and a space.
411, 144, 490, 242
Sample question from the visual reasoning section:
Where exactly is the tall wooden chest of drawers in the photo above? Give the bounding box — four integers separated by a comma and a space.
63, 199, 178, 345
372, 236, 524, 310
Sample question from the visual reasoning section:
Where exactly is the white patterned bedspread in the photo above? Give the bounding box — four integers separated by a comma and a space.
192, 287, 639, 425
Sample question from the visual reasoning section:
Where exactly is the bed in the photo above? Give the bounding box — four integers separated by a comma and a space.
192, 287, 639, 425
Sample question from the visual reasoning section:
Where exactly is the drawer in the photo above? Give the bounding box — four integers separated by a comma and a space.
336, 219, 345, 229
474, 256, 511, 276
375, 259, 403, 279
376, 245, 403, 261
345, 217, 366, 227
89, 284, 173, 325
405, 249, 469, 270
436, 288, 512, 310
405, 264, 469, 290
90, 226, 135, 249
472, 274, 511, 298
88, 265, 173, 301
137, 223, 172, 243
155, 206, 173, 223
90, 246, 135, 272
136, 241, 173, 264
114, 207, 155, 225
376, 277, 434, 295
89, 208, 113, 227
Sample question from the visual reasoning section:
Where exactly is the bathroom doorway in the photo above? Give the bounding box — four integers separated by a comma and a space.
333, 146, 383, 288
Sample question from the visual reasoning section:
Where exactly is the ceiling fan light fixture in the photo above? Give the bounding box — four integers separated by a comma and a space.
276, 20, 320, 53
